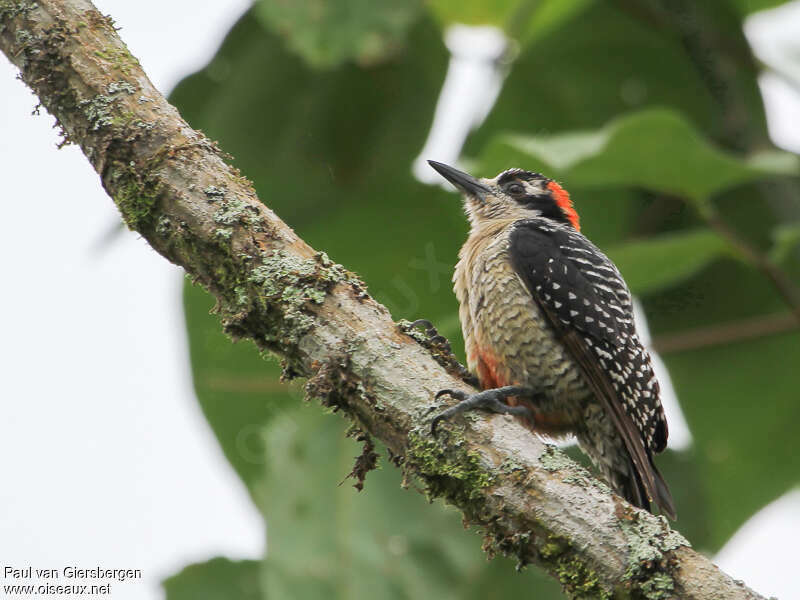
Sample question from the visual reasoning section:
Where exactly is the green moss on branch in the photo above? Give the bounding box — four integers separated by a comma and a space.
404, 428, 495, 506
108, 162, 163, 230
539, 535, 612, 599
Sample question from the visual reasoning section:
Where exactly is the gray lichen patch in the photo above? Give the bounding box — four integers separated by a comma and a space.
315, 251, 365, 292
213, 195, 261, 228
250, 251, 322, 301
640, 574, 676, 599
203, 185, 226, 200
538, 444, 578, 472
78, 93, 114, 130
214, 228, 233, 241
155, 215, 171, 236
233, 284, 249, 308
621, 513, 689, 577
538, 445, 615, 495
106, 80, 135, 95
562, 473, 589, 487
15, 27, 35, 44
539, 445, 594, 486
253, 251, 355, 302
499, 456, 526, 474
619, 510, 690, 599
76, 81, 136, 131
203, 185, 267, 233
237, 250, 365, 352
398, 320, 428, 344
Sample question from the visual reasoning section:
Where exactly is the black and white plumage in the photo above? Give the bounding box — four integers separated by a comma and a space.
510, 219, 673, 516
426, 160, 676, 519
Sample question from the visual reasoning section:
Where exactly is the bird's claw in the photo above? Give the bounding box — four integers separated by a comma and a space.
409, 318, 434, 330
406, 320, 477, 386
434, 388, 467, 401
408, 319, 453, 353
430, 386, 537, 437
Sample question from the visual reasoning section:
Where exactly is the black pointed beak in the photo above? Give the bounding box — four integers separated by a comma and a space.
428, 160, 491, 201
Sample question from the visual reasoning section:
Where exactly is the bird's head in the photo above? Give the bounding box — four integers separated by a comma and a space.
428, 160, 579, 231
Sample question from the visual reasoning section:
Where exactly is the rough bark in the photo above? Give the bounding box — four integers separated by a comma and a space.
0, 2, 766, 598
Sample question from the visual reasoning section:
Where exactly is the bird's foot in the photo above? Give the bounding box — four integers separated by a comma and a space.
408, 319, 452, 351
431, 386, 536, 436
406, 319, 479, 387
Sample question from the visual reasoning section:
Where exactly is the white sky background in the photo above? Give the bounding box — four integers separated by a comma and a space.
1, 2, 799, 600
0, 2, 258, 600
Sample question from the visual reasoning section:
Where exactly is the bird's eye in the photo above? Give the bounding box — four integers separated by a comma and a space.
506, 183, 524, 195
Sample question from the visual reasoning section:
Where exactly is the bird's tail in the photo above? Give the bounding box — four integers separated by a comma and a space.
619, 454, 677, 520
650, 457, 677, 520
578, 435, 677, 519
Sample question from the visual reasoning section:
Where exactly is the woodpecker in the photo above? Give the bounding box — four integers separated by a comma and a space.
426, 160, 676, 519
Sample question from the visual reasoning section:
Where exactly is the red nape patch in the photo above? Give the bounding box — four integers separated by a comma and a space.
547, 181, 580, 231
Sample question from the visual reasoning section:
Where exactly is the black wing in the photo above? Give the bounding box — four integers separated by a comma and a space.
509, 219, 675, 518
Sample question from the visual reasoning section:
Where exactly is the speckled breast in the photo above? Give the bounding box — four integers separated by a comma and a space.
454, 224, 591, 432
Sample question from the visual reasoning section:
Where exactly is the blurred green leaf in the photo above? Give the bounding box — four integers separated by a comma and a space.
427, 0, 523, 28
606, 229, 729, 295
466, 1, 767, 155
661, 328, 800, 550
483, 109, 798, 203
745, 149, 800, 173
517, 0, 593, 44
253, 0, 422, 68
768, 222, 800, 264
730, 0, 791, 16
427, 0, 591, 45
163, 557, 262, 600
258, 402, 562, 599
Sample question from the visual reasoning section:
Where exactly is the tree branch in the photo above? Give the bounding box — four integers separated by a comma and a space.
653, 310, 797, 354
701, 204, 800, 323
0, 2, 766, 598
